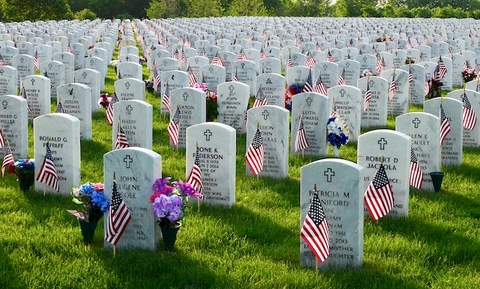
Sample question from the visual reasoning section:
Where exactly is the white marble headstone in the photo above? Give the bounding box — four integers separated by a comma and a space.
0, 95, 28, 159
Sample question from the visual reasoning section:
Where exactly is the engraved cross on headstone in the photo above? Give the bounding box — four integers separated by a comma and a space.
340, 89, 346, 98
262, 110, 269, 120
183, 92, 189, 101
306, 97, 313, 106
412, 117, 421, 128
125, 82, 130, 90
204, 129, 212, 141
324, 168, 335, 182
126, 105, 133, 115
228, 85, 234, 95
378, 138, 388, 150
123, 155, 133, 168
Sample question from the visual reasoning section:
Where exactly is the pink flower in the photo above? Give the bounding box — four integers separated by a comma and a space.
91, 183, 104, 192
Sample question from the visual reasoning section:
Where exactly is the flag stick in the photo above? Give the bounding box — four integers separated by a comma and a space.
439, 96, 443, 169
366, 75, 370, 128
196, 141, 201, 212
113, 171, 116, 257
391, 68, 396, 117
257, 122, 260, 181
408, 64, 412, 106
314, 183, 319, 272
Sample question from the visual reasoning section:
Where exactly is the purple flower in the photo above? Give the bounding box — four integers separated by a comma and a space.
152, 194, 183, 222
152, 177, 172, 194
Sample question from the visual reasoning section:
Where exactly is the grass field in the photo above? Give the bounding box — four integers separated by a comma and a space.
0, 46, 479, 289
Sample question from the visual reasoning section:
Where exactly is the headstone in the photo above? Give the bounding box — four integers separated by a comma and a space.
449, 53, 465, 88
358, 76, 388, 127
0, 66, 18, 95
170, 87, 206, 148
0, 95, 28, 159
401, 64, 426, 106
355, 54, 376, 75
0, 46, 18, 65
396, 112, 440, 192
187, 56, 209, 85
328, 85, 362, 142
114, 78, 146, 102
291, 93, 330, 156
57, 83, 92, 140
447, 89, 480, 147
199, 64, 225, 93
41, 60, 65, 99
314, 62, 339, 89
424, 97, 463, 166
357, 129, 411, 216
103, 147, 162, 250
216, 81, 250, 133
338, 60, 360, 87
83, 56, 106, 89
259, 57, 281, 75
34, 113, 81, 195
12, 54, 35, 87
246, 105, 289, 178
257, 73, 286, 108
22, 75, 51, 121
381, 69, 409, 116
71, 43, 86, 69
233, 60, 256, 95
74, 68, 101, 113
186, 123, 236, 206
53, 52, 75, 84
112, 100, 152, 150
117, 62, 143, 80
300, 159, 364, 269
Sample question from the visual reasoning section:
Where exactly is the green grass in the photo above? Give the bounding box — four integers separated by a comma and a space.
1, 50, 480, 289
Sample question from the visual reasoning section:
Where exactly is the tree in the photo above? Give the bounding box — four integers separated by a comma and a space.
146, 0, 184, 18
74, 9, 97, 20
228, 0, 268, 16
2, 0, 73, 21
187, 0, 223, 17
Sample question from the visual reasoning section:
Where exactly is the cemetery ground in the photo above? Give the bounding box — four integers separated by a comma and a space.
1, 58, 480, 289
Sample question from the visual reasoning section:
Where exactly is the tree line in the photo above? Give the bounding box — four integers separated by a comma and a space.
1, 0, 480, 21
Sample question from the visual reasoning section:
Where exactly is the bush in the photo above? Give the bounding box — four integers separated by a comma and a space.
74, 9, 97, 20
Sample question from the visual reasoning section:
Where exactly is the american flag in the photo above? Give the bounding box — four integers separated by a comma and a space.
117, 70, 123, 80
327, 50, 334, 62
409, 147, 423, 190
167, 106, 180, 146
187, 66, 197, 87
115, 124, 130, 150
463, 60, 469, 72
338, 68, 346, 86
376, 56, 385, 74
260, 48, 267, 59
66, 43, 72, 53
302, 70, 314, 93
300, 193, 330, 264
0, 129, 4, 148
21, 87, 32, 114
211, 52, 224, 67
314, 74, 328, 95
0, 54, 5, 66
150, 60, 156, 73
306, 51, 316, 69
388, 73, 396, 101
364, 163, 394, 221
34, 51, 39, 70
162, 83, 171, 111
252, 85, 268, 108
1, 151, 14, 178
294, 116, 309, 152
364, 80, 372, 111
105, 179, 132, 246
439, 103, 451, 147
187, 146, 203, 195
433, 58, 447, 81
233, 68, 239, 82
173, 48, 179, 60
55, 101, 64, 113
246, 128, 264, 176
424, 80, 431, 97
462, 93, 478, 130
36, 142, 59, 192
181, 50, 187, 68
236, 49, 247, 61
106, 93, 118, 125
153, 68, 161, 90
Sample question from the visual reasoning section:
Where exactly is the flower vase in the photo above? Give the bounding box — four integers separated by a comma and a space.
160, 223, 181, 251
79, 219, 98, 245
19, 179, 34, 192
333, 146, 340, 158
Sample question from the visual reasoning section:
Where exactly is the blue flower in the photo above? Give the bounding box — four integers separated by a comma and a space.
91, 191, 110, 212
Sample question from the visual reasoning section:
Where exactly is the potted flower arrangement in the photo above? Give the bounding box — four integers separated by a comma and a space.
284, 84, 303, 111
426, 79, 443, 99
193, 83, 218, 121
68, 183, 110, 244
8, 159, 35, 192
150, 177, 202, 250
327, 114, 349, 157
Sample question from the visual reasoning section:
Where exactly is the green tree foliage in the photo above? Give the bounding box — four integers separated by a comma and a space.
74, 9, 97, 20
228, 0, 268, 16
2, 0, 73, 21
146, 0, 185, 18
187, 0, 223, 17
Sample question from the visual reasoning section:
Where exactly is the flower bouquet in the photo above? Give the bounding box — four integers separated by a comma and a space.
327, 114, 349, 157
193, 83, 218, 120
150, 177, 202, 250
8, 159, 35, 192
68, 183, 110, 244
426, 79, 443, 99
462, 68, 476, 83
285, 84, 303, 111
